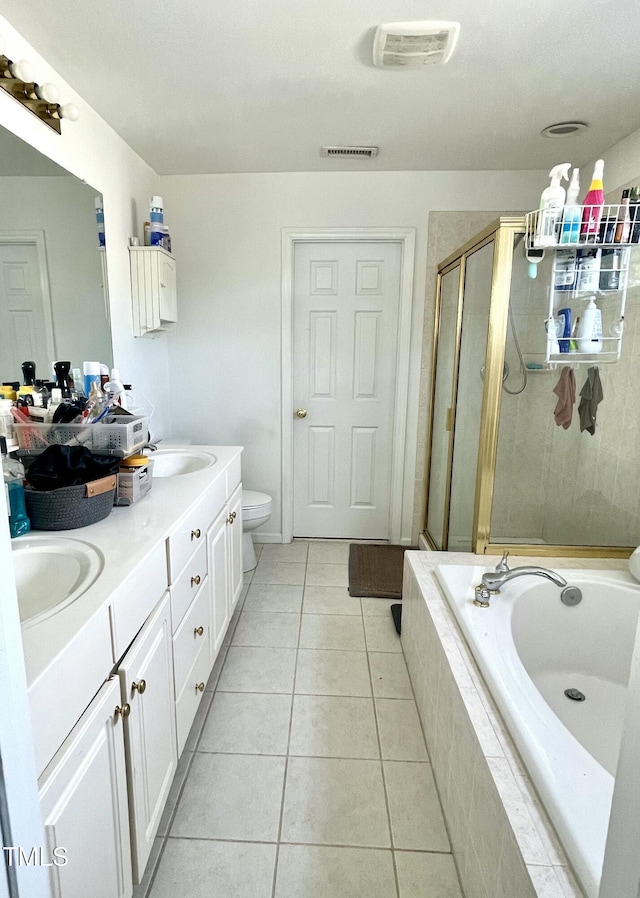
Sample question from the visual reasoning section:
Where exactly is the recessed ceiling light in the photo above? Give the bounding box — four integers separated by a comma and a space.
540, 122, 589, 138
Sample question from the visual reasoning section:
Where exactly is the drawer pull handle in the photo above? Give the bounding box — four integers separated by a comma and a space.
132, 679, 147, 695
191, 575, 201, 587
191, 528, 201, 540
230, 511, 237, 521
195, 682, 205, 693
114, 703, 131, 721
226, 515, 233, 525
194, 626, 204, 637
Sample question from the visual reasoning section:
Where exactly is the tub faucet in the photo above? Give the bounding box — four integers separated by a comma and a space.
474, 552, 567, 607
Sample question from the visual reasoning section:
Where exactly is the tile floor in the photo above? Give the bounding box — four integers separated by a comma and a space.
141, 541, 464, 898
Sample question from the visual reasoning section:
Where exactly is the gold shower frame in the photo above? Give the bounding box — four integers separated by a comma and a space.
423, 216, 632, 559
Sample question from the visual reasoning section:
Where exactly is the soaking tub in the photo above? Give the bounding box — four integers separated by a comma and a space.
434, 564, 640, 898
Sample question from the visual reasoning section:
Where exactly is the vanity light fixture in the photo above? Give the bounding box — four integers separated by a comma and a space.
0, 45, 79, 133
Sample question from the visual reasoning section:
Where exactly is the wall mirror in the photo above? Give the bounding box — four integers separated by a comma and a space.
0, 126, 113, 386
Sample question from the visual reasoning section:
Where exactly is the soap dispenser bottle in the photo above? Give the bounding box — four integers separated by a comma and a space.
576, 297, 603, 353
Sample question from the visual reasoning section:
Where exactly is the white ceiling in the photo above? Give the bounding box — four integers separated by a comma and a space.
3, 0, 640, 175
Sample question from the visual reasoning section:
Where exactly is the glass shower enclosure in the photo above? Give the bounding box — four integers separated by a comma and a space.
424, 216, 637, 557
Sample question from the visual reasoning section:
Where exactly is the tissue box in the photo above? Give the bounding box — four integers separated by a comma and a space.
115, 456, 153, 506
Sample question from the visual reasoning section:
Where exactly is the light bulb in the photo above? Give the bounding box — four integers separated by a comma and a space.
35, 82, 59, 103
10, 59, 34, 82
59, 103, 79, 122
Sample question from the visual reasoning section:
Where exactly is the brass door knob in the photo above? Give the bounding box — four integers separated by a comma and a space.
194, 626, 204, 637
195, 682, 205, 693
114, 703, 131, 721
191, 575, 201, 587
295, 408, 307, 418
191, 528, 201, 540
132, 679, 147, 695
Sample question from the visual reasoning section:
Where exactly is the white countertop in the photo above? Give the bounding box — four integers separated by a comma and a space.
19, 445, 243, 690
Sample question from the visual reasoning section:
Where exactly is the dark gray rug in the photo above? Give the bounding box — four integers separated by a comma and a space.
347, 544, 418, 599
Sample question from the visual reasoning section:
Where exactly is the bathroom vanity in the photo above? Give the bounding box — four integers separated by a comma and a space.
18, 445, 243, 898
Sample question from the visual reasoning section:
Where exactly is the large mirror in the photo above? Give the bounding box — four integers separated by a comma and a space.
0, 127, 113, 386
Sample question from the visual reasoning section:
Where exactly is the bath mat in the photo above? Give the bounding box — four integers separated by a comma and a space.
347, 544, 418, 599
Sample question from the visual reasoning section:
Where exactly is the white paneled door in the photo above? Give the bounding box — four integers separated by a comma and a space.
292, 241, 402, 539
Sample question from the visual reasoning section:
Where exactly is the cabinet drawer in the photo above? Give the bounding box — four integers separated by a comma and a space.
167, 487, 224, 583
109, 540, 168, 662
175, 638, 211, 756
170, 539, 208, 632
173, 577, 211, 694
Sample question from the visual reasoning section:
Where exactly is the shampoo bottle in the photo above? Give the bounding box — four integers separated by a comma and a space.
536, 163, 571, 247
580, 159, 605, 242
2, 437, 30, 538
576, 297, 603, 352
559, 168, 580, 244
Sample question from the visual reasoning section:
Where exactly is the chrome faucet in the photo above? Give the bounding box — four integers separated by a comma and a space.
473, 552, 567, 607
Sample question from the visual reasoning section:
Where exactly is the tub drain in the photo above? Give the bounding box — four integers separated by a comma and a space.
564, 688, 585, 702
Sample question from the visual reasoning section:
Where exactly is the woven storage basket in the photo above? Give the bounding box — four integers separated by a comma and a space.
25, 475, 117, 531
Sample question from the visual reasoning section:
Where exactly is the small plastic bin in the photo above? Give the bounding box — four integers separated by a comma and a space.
13, 415, 149, 458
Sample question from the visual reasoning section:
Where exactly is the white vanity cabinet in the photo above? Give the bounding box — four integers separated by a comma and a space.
117, 592, 177, 883
38, 678, 133, 898
208, 481, 243, 659
129, 246, 177, 337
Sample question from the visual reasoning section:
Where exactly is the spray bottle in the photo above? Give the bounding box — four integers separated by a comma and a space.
560, 168, 580, 244
580, 159, 605, 242
535, 163, 571, 248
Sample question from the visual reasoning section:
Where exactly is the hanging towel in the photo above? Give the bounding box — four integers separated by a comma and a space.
578, 367, 604, 435
552, 366, 576, 429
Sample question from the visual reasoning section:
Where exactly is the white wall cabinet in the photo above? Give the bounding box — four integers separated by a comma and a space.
38, 678, 133, 898
117, 592, 177, 883
129, 246, 177, 337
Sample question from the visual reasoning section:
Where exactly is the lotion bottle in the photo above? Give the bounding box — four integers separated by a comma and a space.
536, 163, 571, 247
576, 297, 603, 353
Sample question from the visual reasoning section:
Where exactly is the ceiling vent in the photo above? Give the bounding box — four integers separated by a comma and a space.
321, 146, 379, 158
373, 21, 460, 68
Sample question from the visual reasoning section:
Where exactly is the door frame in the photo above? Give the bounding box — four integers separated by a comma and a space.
0, 230, 57, 367
281, 227, 416, 544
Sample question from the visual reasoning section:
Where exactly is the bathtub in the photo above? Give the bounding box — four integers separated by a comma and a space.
434, 563, 640, 898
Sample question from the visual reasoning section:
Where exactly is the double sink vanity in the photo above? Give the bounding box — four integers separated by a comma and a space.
12, 445, 244, 898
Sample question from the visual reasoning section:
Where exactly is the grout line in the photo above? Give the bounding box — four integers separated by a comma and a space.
163, 833, 454, 855
363, 594, 401, 898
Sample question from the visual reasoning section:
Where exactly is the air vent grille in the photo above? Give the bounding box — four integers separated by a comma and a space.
321, 146, 379, 158
373, 21, 460, 68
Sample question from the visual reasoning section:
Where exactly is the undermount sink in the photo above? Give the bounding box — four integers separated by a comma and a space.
151, 448, 217, 478
11, 536, 104, 627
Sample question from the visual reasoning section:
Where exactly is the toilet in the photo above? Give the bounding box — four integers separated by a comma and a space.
241, 489, 273, 572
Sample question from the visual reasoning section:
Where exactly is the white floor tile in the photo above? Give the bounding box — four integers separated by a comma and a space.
252, 561, 307, 585
275, 844, 396, 898
151, 838, 276, 898
369, 652, 414, 699
361, 597, 399, 616
305, 562, 349, 588
218, 646, 297, 693
259, 542, 309, 563
281, 756, 390, 847
171, 753, 285, 842
299, 613, 365, 651
307, 541, 351, 564
303, 585, 362, 615
289, 695, 378, 759
232, 611, 300, 648
199, 692, 292, 754
295, 648, 371, 697
244, 583, 304, 613
364, 614, 403, 652
376, 699, 429, 761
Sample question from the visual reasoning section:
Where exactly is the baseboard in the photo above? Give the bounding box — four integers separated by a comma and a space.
251, 533, 283, 544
